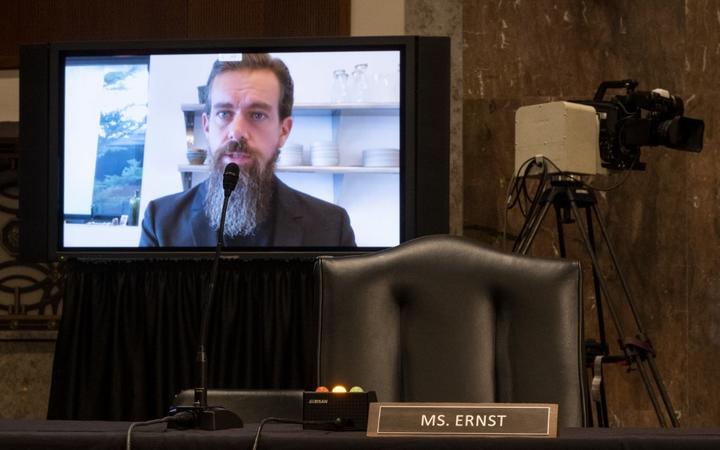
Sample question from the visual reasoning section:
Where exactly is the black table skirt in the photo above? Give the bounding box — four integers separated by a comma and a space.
2, 420, 720, 450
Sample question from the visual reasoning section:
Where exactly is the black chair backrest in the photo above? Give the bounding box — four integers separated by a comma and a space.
315, 234, 587, 428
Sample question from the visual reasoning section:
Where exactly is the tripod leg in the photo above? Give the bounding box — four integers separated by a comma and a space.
646, 353, 680, 426
514, 198, 554, 255
584, 208, 610, 350
591, 355, 610, 427
584, 367, 595, 426
552, 200, 610, 426
565, 193, 626, 341
589, 204, 647, 335
560, 203, 611, 427
520, 184, 678, 427
570, 195, 677, 427
564, 193, 667, 426
590, 203, 679, 427
631, 354, 669, 427
582, 206, 613, 427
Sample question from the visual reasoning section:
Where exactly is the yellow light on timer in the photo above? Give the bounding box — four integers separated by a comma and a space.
331, 385, 347, 393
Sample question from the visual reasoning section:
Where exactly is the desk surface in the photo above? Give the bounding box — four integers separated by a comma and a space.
2, 420, 720, 450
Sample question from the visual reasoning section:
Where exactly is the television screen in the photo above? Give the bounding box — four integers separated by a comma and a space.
20, 36, 449, 259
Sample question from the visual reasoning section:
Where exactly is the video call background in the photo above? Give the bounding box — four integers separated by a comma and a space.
62, 50, 401, 248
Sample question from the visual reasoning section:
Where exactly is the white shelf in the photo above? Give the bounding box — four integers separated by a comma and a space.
294, 102, 399, 110
178, 163, 211, 172
279, 165, 399, 174
181, 102, 399, 112
178, 164, 398, 174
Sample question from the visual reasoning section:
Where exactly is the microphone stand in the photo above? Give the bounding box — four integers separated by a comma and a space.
171, 164, 243, 430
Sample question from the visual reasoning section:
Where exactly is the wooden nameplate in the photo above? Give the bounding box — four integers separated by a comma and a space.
367, 402, 558, 438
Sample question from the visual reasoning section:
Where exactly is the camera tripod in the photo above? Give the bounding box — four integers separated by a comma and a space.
512, 177, 679, 427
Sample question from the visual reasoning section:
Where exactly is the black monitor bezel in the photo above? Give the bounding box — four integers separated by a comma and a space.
20, 35, 449, 261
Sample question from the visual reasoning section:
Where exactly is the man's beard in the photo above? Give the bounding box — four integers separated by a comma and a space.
204, 143, 276, 238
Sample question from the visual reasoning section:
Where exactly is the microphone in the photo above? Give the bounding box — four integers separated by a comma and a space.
223, 162, 240, 196
171, 162, 243, 430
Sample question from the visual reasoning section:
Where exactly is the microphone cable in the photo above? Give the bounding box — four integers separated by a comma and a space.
126, 411, 196, 450
128, 414, 344, 449
503, 156, 549, 252
251, 417, 350, 450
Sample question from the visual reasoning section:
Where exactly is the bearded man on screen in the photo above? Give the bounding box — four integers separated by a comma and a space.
140, 54, 356, 247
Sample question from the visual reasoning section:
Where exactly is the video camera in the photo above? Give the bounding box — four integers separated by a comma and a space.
514, 80, 704, 175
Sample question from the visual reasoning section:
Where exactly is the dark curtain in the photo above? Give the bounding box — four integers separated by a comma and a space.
47, 258, 318, 421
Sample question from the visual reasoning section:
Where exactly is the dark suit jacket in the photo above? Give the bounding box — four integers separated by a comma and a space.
139, 177, 356, 247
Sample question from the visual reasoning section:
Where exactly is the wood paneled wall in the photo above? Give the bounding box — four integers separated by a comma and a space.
0, 0, 350, 69
460, 0, 720, 426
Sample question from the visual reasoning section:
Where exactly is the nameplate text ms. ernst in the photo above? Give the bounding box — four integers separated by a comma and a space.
366, 403, 558, 438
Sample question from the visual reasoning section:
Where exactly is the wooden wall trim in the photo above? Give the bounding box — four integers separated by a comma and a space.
1, 0, 351, 69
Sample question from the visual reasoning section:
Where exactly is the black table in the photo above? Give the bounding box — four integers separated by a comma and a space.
2, 420, 720, 449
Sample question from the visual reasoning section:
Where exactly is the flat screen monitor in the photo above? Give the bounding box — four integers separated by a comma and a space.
19, 36, 450, 260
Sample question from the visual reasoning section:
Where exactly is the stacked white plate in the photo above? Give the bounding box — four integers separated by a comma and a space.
363, 148, 399, 167
311, 141, 339, 166
278, 143, 304, 166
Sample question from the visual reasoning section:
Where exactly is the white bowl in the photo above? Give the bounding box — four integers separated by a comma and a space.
311, 156, 339, 166
277, 154, 304, 166
281, 143, 303, 153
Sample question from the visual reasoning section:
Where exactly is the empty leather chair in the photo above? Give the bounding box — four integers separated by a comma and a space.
315, 234, 587, 427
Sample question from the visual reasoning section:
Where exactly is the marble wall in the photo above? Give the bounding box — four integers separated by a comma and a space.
0, 342, 55, 419
406, 0, 465, 235
454, 0, 720, 426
